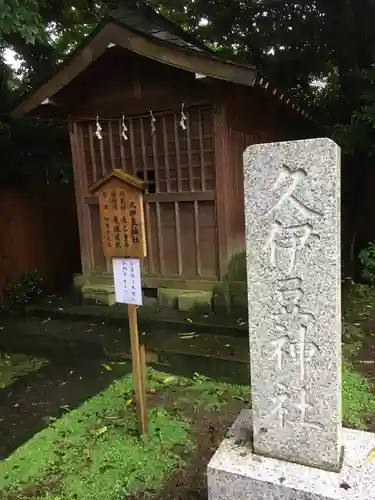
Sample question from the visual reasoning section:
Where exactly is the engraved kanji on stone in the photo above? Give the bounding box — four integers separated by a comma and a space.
296, 388, 324, 430
270, 325, 319, 381
268, 165, 323, 218
269, 383, 290, 428
265, 221, 320, 274
272, 278, 315, 325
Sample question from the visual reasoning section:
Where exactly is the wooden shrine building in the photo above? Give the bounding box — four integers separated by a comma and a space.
11, 0, 316, 309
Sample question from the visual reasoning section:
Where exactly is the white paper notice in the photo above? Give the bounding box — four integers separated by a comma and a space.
112, 258, 143, 305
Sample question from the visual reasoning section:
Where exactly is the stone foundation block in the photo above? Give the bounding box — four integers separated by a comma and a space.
82, 284, 116, 306
207, 410, 375, 500
178, 290, 213, 313
157, 288, 184, 308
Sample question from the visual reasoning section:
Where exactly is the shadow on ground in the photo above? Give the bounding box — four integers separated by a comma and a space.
0, 360, 131, 458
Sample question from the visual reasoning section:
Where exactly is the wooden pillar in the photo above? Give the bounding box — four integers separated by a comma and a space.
69, 120, 94, 276
213, 102, 230, 280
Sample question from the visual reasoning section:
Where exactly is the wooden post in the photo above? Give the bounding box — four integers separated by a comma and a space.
90, 169, 148, 435
128, 304, 148, 435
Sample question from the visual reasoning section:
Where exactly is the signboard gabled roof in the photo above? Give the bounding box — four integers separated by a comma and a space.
90, 169, 145, 194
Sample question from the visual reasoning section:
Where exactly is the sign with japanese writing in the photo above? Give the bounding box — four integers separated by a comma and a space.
91, 170, 146, 259
113, 258, 143, 305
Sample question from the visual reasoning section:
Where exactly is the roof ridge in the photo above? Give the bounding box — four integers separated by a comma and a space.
108, 0, 215, 54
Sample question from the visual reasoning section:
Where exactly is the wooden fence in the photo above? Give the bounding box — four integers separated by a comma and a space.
0, 184, 81, 299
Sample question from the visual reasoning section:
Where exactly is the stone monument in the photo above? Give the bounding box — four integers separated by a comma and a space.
207, 138, 375, 499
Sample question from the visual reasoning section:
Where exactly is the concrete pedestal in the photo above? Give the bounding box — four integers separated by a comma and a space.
207, 410, 375, 500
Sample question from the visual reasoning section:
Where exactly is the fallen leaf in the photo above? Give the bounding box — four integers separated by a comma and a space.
102, 364, 112, 371
180, 334, 197, 340
125, 398, 133, 406
225, 344, 231, 347
162, 375, 178, 385
186, 318, 193, 323
94, 426, 108, 437
364, 448, 375, 463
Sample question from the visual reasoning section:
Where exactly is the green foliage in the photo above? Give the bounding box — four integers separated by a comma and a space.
0, 0, 44, 43
359, 241, 375, 284
342, 362, 375, 430
0, 372, 194, 500
174, 372, 250, 411
5, 271, 44, 305
0, 352, 47, 388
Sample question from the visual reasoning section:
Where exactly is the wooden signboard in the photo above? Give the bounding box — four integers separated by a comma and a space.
91, 170, 148, 435
91, 169, 146, 259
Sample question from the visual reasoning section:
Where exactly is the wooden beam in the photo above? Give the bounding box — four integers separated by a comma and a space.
10, 25, 112, 119
87, 272, 246, 292
108, 22, 257, 88
69, 121, 94, 276
213, 103, 230, 280
84, 190, 215, 205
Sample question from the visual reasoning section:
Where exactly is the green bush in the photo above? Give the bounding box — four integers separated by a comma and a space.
359, 241, 375, 284
6, 271, 44, 305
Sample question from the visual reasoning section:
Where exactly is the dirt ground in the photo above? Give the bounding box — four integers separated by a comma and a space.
127, 392, 245, 500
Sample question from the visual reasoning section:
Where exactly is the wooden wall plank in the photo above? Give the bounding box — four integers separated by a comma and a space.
174, 114, 182, 192
152, 130, 160, 193
145, 202, 154, 273
213, 103, 229, 280
129, 118, 137, 176
198, 109, 205, 191
194, 200, 201, 276
98, 124, 106, 177
108, 121, 116, 171
88, 124, 98, 183
155, 201, 165, 274
140, 118, 148, 186
175, 201, 183, 275
162, 117, 171, 192
186, 111, 194, 191
118, 119, 127, 172
70, 122, 94, 274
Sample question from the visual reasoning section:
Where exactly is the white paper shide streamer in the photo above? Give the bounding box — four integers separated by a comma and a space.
180, 103, 187, 130
121, 115, 128, 141
150, 110, 156, 135
95, 116, 103, 140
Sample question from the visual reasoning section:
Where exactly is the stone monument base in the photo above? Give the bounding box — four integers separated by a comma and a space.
207, 410, 375, 499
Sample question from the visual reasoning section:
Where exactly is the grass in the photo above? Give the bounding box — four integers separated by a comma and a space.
0, 355, 374, 500
148, 370, 250, 411
0, 369, 248, 500
342, 361, 375, 430
0, 352, 47, 388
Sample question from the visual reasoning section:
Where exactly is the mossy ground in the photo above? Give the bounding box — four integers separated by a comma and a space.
0, 352, 47, 388
0, 369, 249, 500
